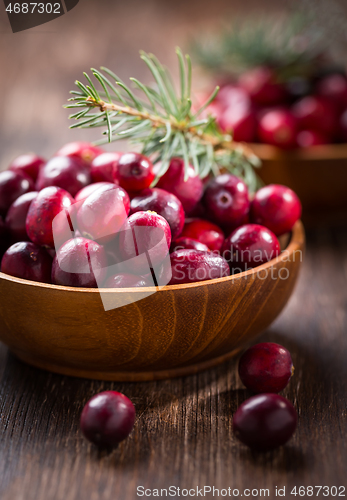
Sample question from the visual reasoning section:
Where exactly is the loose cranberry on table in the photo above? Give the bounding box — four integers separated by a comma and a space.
36, 156, 91, 198
171, 237, 209, 253
77, 184, 130, 243
222, 224, 281, 271
257, 109, 298, 149
26, 186, 74, 248
1, 242, 52, 283
292, 95, 337, 136
103, 273, 148, 288
217, 105, 256, 142
251, 184, 302, 236
0, 170, 35, 216
52, 237, 107, 288
130, 188, 185, 240
180, 219, 224, 252
119, 211, 171, 275
74, 182, 115, 203
156, 157, 203, 215
296, 129, 329, 148
91, 151, 121, 183
9, 153, 46, 181
203, 174, 250, 231
239, 67, 288, 106
55, 141, 103, 164
5, 191, 38, 242
114, 152, 154, 192
169, 249, 230, 285
238, 342, 294, 394
80, 391, 135, 448
233, 394, 297, 451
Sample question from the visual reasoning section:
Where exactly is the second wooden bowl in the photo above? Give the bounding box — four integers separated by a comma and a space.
0, 222, 305, 381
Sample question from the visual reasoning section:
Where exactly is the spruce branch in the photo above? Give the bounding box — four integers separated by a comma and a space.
65, 48, 261, 192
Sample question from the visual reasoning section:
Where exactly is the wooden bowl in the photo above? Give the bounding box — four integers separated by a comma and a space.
0, 222, 305, 381
251, 143, 347, 226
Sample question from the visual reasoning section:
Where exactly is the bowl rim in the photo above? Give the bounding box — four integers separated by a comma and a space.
0, 221, 304, 294
248, 142, 347, 161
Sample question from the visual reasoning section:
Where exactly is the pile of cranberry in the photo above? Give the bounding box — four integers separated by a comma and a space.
205, 67, 347, 149
80, 342, 296, 452
0, 141, 301, 287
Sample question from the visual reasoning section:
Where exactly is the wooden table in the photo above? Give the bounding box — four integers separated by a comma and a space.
0, 226, 346, 500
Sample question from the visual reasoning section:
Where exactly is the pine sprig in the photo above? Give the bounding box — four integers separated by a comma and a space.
65, 48, 261, 191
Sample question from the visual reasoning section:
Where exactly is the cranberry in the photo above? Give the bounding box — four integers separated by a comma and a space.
91, 152, 121, 183
130, 188, 185, 240
233, 394, 297, 451
55, 141, 103, 164
181, 219, 224, 251
26, 186, 74, 248
156, 157, 203, 215
215, 84, 251, 110
119, 211, 171, 274
77, 184, 129, 243
251, 184, 302, 236
1, 242, 52, 283
52, 237, 107, 288
80, 391, 135, 448
239, 67, 287, 106
257, 109, 297, 149
9, 153, 45, 181
74, 182, 115, 203
239, 342, 294, 394
114, 153, 154, 192
103, 273, 148, 288
316, 73, 347, 107
36, 156, 91, 197
171, 237, 209, 253
5, 191, 38, 242
296, 129, 329, 148
292, 96, 337, 136
203, 174, 250, 231
169, 249, 229, 285
0, 170, 35, 216
218, 106, 256, 142
222, 224, 281, 271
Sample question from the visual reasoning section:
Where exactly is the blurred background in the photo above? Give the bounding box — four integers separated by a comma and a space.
0, 0, 347, 168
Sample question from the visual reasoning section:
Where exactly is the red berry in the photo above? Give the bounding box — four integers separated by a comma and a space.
1, 241, 52, 283
76, 184, 129, 243
316, 73, 347, 107
251, 184, 302, 236
91, 152, 121, 183
0, 170, 35, 216
215, 84, 251, 110
36, 156, 91, 197
239, 67, 287, 106
292, 96, 337, 136
114, 153, 154, 192
74, 182, 115, 203
296, 129, 329, 148
181, 219, 224, 251
239, 342, 294, 394
55, 141, 103, 164
156, 158, 203, 215
5, 191, 38, 242
130, 188, 185, 240
218, 106, 256, 142
257, 109, 297, 149
222, 224, 281, 271
233, 394, 297, 451
203, 174, 250, 231
52, 237, 107, 288
9, 153, 45, 181
26, 186, 74, 248
119, 211, 171, 274
169, 249, 229, 285
80, 391, 135, 448
103, 273, 148, 288
171, 237, 209, 253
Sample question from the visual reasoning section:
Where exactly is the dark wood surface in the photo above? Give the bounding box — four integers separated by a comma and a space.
0, 226, 346, 500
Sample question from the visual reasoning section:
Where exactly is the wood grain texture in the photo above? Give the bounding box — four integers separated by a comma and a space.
0, 223, 304, 381
0, 225, 346, 500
